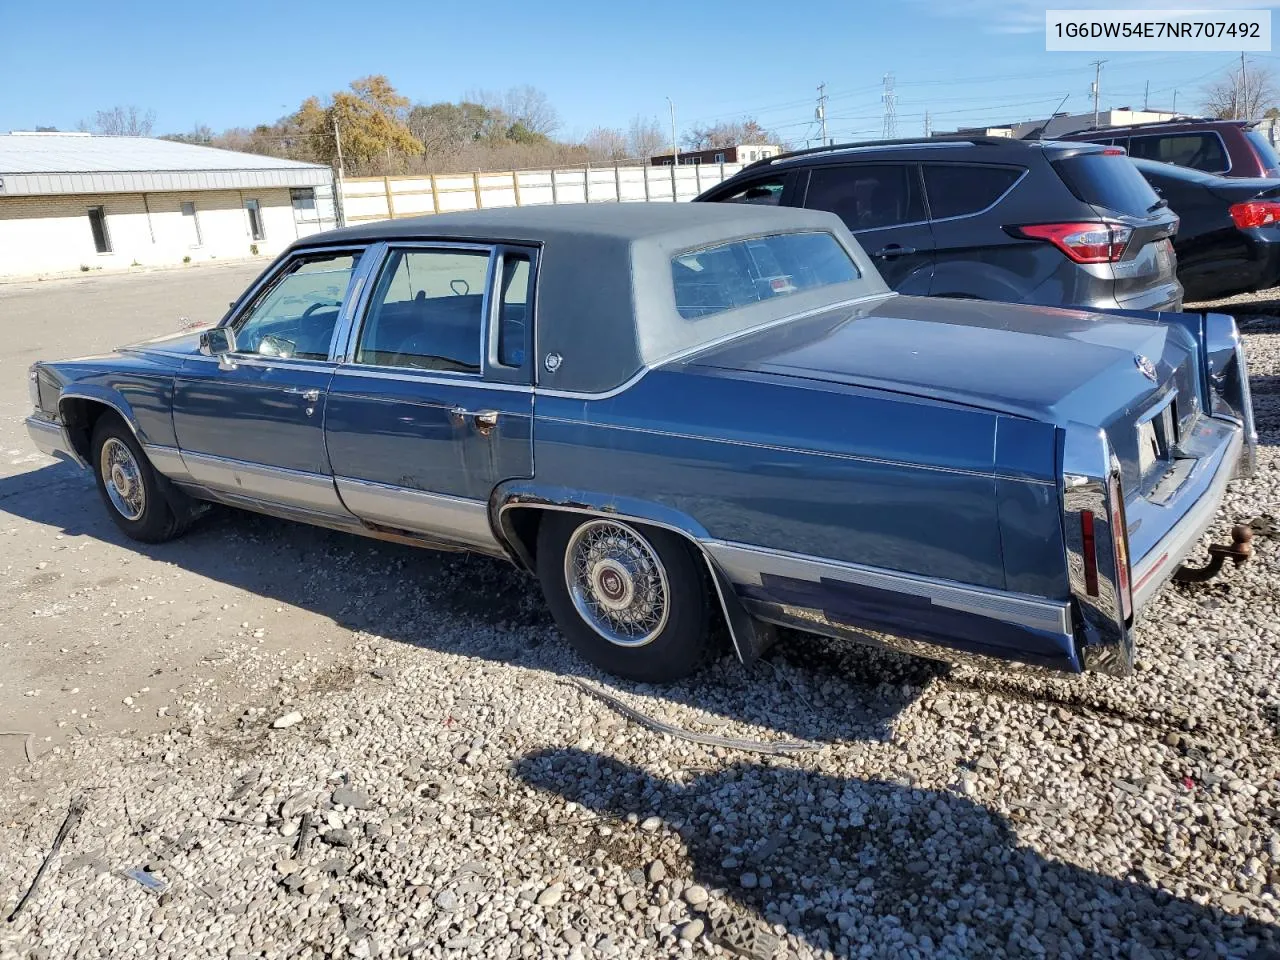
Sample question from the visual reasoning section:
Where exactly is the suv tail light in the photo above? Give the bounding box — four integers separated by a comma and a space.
1077, 475, 1134, 622
1229, 200, 1280, 229
1011, 221, 1134, 263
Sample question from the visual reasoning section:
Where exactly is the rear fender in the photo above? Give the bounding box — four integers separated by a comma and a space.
492, 482, 776, 664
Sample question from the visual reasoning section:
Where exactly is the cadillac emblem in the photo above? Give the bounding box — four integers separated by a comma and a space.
1134, 354, 1158, 382
544, 352, 563, 373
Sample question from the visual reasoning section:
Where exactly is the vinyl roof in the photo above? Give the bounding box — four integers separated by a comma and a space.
0, 133, 331, 196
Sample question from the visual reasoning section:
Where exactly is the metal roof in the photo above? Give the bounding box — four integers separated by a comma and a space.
0, 133, 331, 196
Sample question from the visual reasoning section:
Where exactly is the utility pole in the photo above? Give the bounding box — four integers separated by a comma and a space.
1173, 89, 1178, 113
1143, 80, 1149, 112
1090, 59, 1107, 128
923, 110, 932, 137
816, 82, 829, 145
1241, 52, 1249, 119
332, 115, 346, 227
881, 73, 897, 139
333, 116, 345, 180
665, 97, 679, 165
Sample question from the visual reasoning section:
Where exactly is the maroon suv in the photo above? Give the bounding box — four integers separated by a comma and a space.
1060, 119, 1280, 179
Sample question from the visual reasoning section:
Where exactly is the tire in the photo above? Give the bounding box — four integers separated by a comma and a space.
90, 414, 189, 543
536, 513, 715, 682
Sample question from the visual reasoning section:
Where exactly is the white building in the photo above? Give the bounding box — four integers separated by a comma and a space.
0, 132, 337, 279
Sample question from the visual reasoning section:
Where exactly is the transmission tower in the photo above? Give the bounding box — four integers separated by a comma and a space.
882, 73, 897, 139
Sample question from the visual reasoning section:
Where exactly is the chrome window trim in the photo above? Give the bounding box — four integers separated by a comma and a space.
339, 240, 497, 376
180, 356, 337, 376
1061, 423, 1130, 676
534, 415, 1054, 484
703, 538, 1071, 636
534, 292, 896, 401
330, 366, 534, 392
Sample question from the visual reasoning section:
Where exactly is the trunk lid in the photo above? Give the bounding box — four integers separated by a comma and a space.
686, 295, 1201, 490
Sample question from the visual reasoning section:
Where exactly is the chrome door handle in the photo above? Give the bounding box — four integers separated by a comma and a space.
284, 387, 321, 402
450, 407, 499, 436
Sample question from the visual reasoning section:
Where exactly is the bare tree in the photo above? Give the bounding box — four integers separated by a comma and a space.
627, 115, 666, 160
683, 118, 783, 151
583, 127, 629, 161
1202, 63, 1278, 119
89, 106, 156, 136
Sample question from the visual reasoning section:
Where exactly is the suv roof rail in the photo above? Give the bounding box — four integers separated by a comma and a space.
1071, 116, 1252, 134
743, 135, 1018, 171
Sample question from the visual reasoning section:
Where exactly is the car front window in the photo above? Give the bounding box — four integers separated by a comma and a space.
232, 252, 362, 360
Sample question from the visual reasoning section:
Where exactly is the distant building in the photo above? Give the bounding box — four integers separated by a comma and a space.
934, 109, 1183, 142
650, 144, 781, 166
0, 132, 337, 279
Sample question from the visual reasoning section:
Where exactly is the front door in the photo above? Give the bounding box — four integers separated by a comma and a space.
801, 162, 936, 294
324, 243, 535, 554
173, 248, 369, 516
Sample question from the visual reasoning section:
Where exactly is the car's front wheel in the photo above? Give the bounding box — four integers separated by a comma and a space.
91, 414, 189, 543
536, 513, 715, 682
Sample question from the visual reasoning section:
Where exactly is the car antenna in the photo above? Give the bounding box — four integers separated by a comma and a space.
1024, 93, 1072, 141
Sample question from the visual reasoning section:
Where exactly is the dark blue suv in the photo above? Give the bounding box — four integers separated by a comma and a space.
695, 137, 1183, 310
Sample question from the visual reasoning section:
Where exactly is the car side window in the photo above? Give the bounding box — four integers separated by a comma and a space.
356, 249, 491, 373
804, 164, 924, 232
718, 178, 786, 205
922, 164, 1022, 220
1127, 133, 1228, 173
231, 251, 361, 360
497, 252, 531, 368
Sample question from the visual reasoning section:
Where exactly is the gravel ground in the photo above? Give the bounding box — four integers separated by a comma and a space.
1, 277, 1279, 959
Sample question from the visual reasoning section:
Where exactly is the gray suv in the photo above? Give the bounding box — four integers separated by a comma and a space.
695, 137, 1183, 311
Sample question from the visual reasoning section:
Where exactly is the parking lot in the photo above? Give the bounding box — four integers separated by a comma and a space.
1, 267, 1279, 959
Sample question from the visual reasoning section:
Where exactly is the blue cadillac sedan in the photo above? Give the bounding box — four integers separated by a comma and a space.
25, 204, 1257, 683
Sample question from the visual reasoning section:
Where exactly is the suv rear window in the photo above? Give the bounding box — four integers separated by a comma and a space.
1127, 133, 1228, 173
1052, 151, 1163, 218
671, 232, 859, 320
922, 164, 1023, 219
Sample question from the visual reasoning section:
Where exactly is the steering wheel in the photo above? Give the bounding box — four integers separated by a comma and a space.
301, 300, 339, 321
389, 333, 478, 373
450, 279, 469, 296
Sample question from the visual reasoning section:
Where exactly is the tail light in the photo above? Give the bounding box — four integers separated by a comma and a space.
1077, 476, 1133, 622
1107, 473, 1134, 621
1229, 200, 1280, 229
1011, 222, 1134, 264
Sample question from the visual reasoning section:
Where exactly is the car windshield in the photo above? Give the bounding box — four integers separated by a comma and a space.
671, 232, 860, 320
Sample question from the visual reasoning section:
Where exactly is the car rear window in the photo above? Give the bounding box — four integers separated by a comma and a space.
1052, 151, 1163, 218
1246, 130, 1280, 174
671, 232, 860, 320
922, 164, 1023, 219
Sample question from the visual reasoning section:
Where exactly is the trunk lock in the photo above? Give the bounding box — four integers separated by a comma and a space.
1172, 524, 1254, 584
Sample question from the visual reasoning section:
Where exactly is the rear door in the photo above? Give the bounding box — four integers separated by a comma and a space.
1051, 149, 1181, 309
323, 243, 534, 554
800, 163, 935, 294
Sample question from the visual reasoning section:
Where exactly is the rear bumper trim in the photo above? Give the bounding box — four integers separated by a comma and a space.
1131, 422, 1243, 613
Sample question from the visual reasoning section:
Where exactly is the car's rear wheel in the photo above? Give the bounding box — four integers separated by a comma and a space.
91, 414, 189, 543
536, 513, 715, 682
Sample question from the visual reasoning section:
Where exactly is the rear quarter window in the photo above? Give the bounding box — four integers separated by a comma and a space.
922, 164, 1023, 219
1052, 152, 1163, 218
671, 232, 860, 320
1246, 130, 1280, 173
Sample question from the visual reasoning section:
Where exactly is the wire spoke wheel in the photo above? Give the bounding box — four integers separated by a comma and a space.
99, 436, 146, 521
564, 519, 670, 648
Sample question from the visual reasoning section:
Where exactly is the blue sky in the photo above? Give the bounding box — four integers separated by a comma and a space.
2, 0, 1278, 145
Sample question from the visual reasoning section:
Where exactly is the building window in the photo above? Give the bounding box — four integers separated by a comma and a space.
760, 150, 772, 158
245, 198, 265, 241
689, 156, 702, 164
87, 206, 111, 254
181, 201, 202, 247
661, 159, 673, 166
290, 187, 317, 221
747, 151, 758, 161
714, 152, 725, 163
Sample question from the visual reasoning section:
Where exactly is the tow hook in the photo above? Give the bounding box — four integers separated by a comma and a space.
1172, 524, 1254, 584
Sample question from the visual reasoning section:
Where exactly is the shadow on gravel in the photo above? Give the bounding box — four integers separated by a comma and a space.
0, 462, 938, 744
516, 747, 1280, 960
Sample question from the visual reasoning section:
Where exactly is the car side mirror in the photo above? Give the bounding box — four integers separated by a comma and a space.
199, 327, 236, 357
